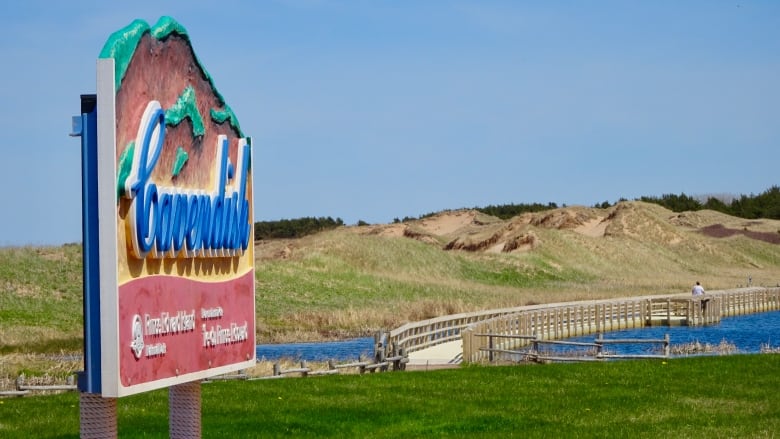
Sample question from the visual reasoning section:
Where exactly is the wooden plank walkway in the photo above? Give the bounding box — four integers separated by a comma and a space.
388, 287, 780, 365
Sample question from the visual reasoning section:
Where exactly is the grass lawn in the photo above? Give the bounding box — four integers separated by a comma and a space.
1, 354, 778, 438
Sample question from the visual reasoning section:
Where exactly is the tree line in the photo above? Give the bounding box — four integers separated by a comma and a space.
637, 185, 780, 219
253, 186, 780, 240
472, 202, 560, 220
254, 216, 344, 240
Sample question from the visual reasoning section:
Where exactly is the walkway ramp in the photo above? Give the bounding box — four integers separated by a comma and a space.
406, 340, 462, 370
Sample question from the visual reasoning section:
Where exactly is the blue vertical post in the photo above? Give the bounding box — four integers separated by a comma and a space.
71, 94, 102, 394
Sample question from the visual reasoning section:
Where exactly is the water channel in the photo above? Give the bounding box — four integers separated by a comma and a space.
256, 337, 375, 362
560, 309, 780, 356
255, 310, 780, 361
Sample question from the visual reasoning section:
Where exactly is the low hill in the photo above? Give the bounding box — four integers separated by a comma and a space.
254, 201, 780, 341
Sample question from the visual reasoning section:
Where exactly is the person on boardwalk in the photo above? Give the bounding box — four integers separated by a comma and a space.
692, 281, 708, 312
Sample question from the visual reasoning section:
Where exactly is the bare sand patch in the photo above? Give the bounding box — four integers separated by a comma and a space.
416, 210, 479, 235
574, 217, 608, 238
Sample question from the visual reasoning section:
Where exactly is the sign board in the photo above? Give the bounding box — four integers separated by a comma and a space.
94, 17, 255, 397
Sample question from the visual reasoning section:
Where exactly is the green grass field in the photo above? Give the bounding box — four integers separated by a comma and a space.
1, 355, 778, 438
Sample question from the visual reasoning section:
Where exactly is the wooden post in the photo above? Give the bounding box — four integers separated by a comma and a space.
686, 299, 692, 326
595, 334, 603, 358
488, 330, 494, 363
698, 299, 703, 325
397, 347, 407, 371
390, 344, 399, 370
638, 301, 643, 327
532, 333, 540, 358
300, 361, 309, 377
713, 297, 720, 324
696, 305, 711, 325
739, 291, 744, 315
663, 333, 670, 357
523, 312, 530, 336
666, 299, 671, 326
548, 310, 553, 340
721, 293, 734, 317
462, 327, 473, 364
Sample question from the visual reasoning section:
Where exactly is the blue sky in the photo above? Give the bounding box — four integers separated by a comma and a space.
1, 1, 778, 246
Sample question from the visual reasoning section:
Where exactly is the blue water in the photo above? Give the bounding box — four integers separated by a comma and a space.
554, 310, 780, 356
256, 337, 374, 362
255, 311, 780, 361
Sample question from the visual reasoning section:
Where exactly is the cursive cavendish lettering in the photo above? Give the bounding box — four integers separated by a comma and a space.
122, 101, 251, 259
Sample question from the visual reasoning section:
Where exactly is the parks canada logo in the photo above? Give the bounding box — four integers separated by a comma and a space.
130, 315, 144, 359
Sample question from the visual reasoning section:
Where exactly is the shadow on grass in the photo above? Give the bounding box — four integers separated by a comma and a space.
0, 336, 82, 355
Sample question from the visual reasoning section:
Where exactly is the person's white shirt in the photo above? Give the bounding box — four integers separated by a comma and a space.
692, 283, 705, 296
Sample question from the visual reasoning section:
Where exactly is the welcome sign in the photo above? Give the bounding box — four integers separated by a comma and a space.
94, 17, 255, 397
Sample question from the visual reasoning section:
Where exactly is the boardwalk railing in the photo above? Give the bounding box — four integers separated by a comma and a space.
716, 288, 780, 316
462, 287, 780, 364
266, 355, 408, 378
648, 297, 720, 326
386, 292, 719, 359
0, 374, 77, 397
386, 306, 532, 356
381, 287, 778, 363
385, 297, 660, 358
476, 333, 671, 363
2, 354, 409, 396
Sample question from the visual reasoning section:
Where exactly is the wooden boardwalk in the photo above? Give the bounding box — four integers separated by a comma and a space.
386, 287, 780, 365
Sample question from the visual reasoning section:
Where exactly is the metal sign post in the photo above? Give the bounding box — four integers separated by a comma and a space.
72, 94, 118, 437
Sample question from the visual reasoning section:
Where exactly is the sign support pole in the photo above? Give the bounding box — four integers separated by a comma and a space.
72, 93, 118, 437
169, 381, 202, 438
80, 393, 117, 438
